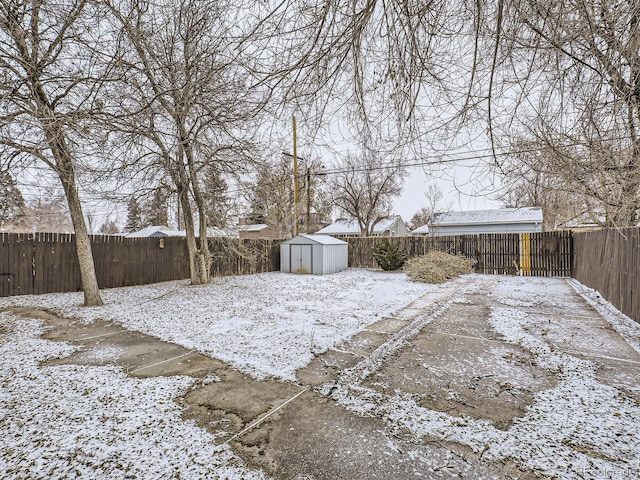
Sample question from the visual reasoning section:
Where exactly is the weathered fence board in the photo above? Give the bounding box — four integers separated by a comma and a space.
4, 229, 637, 325
573, 228, 639, 324
528, 230, 573, 277
335, 232, 572, 277
0, 233, 281, 297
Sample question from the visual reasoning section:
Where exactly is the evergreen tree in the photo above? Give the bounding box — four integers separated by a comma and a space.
201, 165, 231, 227
0, 171, 24, 228
99, 220, 120, 234
125, 197, 143, 233
143, 188, 169, 226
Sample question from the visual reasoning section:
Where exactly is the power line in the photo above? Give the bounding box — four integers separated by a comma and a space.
6, 134, 639, 201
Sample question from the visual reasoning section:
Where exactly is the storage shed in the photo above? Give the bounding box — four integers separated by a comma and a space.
280, 234, 348, 275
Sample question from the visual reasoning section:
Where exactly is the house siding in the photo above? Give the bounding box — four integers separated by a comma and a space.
431, 222, 543, 236
239, 226, 281, 239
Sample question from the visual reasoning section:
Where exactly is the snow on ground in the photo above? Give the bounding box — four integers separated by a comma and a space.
568, 278, 640, 355
332, 275, 640, 480
0, 269, 435, 380
0, 312, 265, 480
2, 271, 640, 479
0, 269, 433, 479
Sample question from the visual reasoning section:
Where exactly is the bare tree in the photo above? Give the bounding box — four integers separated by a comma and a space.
0, 0, 106, 305
99, 219, 120, 234
496, 0, 640, 226
250, 1, 640, 225
9, 193, 73, 233
410, 183, 451, 228
409, 208, 431, 230
248, 1, 469, 146
497, 145, 602, 230
244, 154, 330, 237
108, 0, 265, 284
331, 152, 406, 235
477, 1, 640, 226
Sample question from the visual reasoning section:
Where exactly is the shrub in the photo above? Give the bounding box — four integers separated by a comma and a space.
372, 238, 407, 271
404, 250, 476, 283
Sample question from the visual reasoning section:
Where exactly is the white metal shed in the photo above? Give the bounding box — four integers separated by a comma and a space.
280, 234, 348, 275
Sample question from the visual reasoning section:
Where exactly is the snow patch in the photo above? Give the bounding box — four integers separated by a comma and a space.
0, 314, 265, 479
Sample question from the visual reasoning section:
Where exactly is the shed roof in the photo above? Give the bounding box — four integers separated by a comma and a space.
281, 234, 347, 245
239, 223, 269, 232
431, 207, 543, 226
315, 216, 400, 235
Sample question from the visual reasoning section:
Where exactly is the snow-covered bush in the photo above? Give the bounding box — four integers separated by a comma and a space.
372, 239, 407, 271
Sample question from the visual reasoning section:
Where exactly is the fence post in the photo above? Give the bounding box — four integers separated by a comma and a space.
519, 233, 531, 276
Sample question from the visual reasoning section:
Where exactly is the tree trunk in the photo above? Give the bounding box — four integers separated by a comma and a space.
182, 133, 211, 283
26, 57, 104, 306
58, 167, 103, 306
38, 115, 103, 306
177, 185, 200, 285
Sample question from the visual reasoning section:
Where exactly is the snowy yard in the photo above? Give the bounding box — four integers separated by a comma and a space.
0, 270, 434, 380
1, 269, 639, 479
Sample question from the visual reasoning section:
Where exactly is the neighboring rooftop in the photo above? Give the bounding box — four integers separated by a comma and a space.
411, 224, 430, 234
126, 226, 236, 238
238, 223, 269, 232
125, 226, 177, 238
315, 216, 402, 235
431, 207, 543, 226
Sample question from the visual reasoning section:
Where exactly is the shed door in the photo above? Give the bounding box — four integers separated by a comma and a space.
291, 245, 312, 274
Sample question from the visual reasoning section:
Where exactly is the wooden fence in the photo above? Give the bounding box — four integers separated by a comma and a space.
3, 229, 638, 325
336, 231, 573, 277
573, 228, 639, 324
0, 233, 280, 297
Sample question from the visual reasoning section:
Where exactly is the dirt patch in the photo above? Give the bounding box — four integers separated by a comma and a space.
2, 306, 68, 324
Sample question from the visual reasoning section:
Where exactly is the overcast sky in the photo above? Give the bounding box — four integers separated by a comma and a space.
393, 165, 504, 221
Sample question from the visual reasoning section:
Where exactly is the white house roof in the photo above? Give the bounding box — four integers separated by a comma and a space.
431, 207, 543, 226
126, 226, 173, 238
315, 216, 400, 235
126, 226, 236, 238
239, 223, 269, 232
281, 234, 347, 245
557, 213, 605, 229
208, 226, 238, 237
412, 224, 430, 234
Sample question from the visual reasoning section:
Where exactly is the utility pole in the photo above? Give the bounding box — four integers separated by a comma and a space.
306, 166, 312, 234
292, 116, 299, 236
